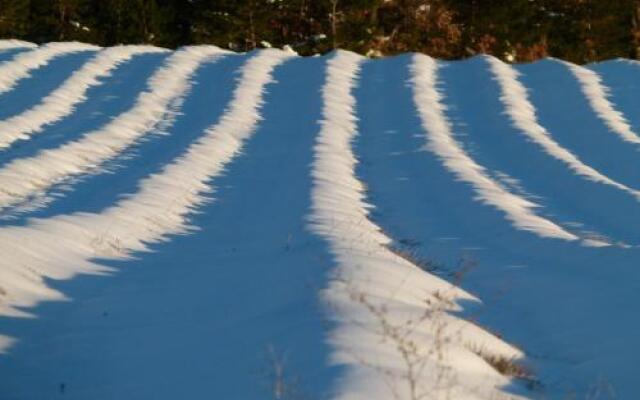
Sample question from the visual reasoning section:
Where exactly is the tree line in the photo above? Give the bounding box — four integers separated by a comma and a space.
1, 0, 639, 63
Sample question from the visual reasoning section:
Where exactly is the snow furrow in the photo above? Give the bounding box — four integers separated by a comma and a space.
562, 60, 640, 145
0, 40, 36, 50
311, 50, 524, 400
0, 49, 291, 329
411, 55, 579, 242
488, 56, 640, 202
0, 42, 98, 96
0, 45, 168, 149
0, 46, 223, 212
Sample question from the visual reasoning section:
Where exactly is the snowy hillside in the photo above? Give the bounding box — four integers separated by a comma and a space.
0, 40, 639, 399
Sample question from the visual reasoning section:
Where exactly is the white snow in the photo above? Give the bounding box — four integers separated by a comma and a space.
0, 40, 37, 50
311, 51, 523, 400
412, 55, 579, 242
0, 46, 222, 210
0, 42, 98, 96
0, 48, 290, 322
0, 45, 167, 149
488, 56, 640, 202
562, 60, 640, 145
1, 44, 640, 400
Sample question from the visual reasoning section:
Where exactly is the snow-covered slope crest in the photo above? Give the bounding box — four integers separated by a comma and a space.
0, 39, 36, 49
311, 50, 525, 400
0, 45, 168, 149
0, 48, 291, 327
0, 41, 98, 96
0, 45, 220, 211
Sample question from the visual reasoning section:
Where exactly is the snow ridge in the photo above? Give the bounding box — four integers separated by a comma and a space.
411, 54, 578, 242
0, 40, 37, 50
488, 56, 640, 202
311, 50, 523, 400
0, 42, 98, 97
562, 60, 640, 145
0, 48, 291, 335
0, 45, 168, 149
0, 46, 224, 212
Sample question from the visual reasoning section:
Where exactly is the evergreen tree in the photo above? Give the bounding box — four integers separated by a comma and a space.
0, 0, 30, 39
0, 0, 638, 62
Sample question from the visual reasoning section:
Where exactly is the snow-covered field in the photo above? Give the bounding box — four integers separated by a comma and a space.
0, 40, 639, 399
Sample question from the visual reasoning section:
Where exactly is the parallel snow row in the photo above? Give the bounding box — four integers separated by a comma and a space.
0, 45, 168, 149
310, 51, 524, 400
0, 46, 223, 211
0, 49, 291, 336
488, 57, 640, 203
0, 42, 98, 97
563, 60, 640, 145
1, 42, 635, 246
412, 55, 580, 243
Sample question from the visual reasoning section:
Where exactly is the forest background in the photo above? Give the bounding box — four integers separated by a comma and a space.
1, 0, 639, 63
